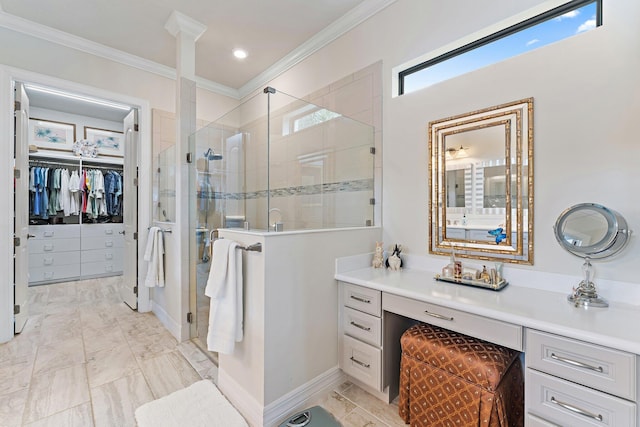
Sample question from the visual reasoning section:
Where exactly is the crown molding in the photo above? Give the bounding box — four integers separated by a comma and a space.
237, 0, 397, 98
0, 0, 397, 101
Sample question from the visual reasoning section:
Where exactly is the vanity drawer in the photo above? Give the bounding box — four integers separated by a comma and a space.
29, 224, 80, 239
526, 413, 559, 426
29, 238, 80, 254
526, 369, 636, 427
342, 283, 381, 317
343, 307, 381, 347
383, 293, 522, 351
341, 335, 381, 391
526, 329, 636, 400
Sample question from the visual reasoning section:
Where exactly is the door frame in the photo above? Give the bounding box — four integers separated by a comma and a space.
0, 65, 153, 343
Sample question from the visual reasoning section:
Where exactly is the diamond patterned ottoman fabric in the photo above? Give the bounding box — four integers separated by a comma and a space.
398, 323, 524, 427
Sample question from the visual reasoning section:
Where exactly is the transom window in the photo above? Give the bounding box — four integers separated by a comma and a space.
397, 0, 602, 96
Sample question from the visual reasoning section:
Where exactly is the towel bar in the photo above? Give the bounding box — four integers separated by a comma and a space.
148, 226, 172, 233
208, 229, 262, 254
237, 243, 262, 252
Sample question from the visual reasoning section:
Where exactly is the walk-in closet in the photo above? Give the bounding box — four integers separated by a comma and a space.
14, 81, 139, 331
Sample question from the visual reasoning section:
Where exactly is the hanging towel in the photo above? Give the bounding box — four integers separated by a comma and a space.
205, 239, 243, 354
144, 226, 165, 288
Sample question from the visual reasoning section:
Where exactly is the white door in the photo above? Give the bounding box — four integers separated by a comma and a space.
14, 83, 30, 333
121, 109, 138, 309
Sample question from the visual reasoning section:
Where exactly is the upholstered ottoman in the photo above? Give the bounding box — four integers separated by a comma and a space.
399, 323, 524, 427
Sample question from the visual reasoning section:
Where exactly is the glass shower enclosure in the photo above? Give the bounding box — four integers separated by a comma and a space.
188, 87, 375, 354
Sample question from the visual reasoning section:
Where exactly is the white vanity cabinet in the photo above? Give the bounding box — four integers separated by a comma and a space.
525, 329, 637, 426
339, 282, 383, 392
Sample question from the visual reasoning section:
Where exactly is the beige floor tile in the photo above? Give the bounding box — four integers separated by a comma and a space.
91, 371, 154, 427
86, 342, 140, 388
139, 351, 201, 398
82, 325, 127, 354
0, 388, 28, 427
339, 385, 406, 427
127, 331, 178, 362
24, 402, 94, 427
22, 364, 90, 424
311, 391, 357, 420
32, 337, 85, 376
0, 353, 34, 396
340, 407, 391, 427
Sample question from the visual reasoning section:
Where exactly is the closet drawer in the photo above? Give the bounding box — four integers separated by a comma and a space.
81, 236, 124, 250
29, 252, 79, 267
81, 261, 122, 277
527, 369, 636, 427
81, 224, 124, 238
383, 293, 522, 351
30, 264, 81, 283
29, 238, 80, 254
527, 329, 636, 400
342, 283, 381, 317
29, 225, 80, 239
341, 335, 381, 391
343, 307, 381, 347
81, 248, 124, 264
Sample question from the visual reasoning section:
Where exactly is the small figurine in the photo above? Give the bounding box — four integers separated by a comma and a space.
386, 244, 403, 271
372, 242, 384, 268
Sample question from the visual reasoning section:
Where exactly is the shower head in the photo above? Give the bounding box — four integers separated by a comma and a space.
203, 148, 223, 161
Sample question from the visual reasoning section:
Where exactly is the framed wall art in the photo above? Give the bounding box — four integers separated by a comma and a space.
84, 126, 124, 157
29, 118, 76, 151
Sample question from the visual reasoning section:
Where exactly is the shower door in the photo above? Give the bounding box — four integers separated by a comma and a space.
188, 124, 245, 354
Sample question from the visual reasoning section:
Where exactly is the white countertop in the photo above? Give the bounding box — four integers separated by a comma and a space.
336, 266, 640, 355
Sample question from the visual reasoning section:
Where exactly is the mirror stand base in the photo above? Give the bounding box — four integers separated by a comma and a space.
567, 283, 609, 308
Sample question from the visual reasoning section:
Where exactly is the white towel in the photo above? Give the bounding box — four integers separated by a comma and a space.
144, 227, 165, 288
206, 239, 243, 354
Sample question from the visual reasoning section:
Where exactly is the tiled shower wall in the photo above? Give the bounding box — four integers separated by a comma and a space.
241, 61, 382, 230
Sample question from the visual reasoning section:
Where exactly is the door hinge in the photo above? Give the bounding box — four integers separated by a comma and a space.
14, 305, 20, 315
133, 232, 138, 240
14, 101, 21, 111
369, 198, 376, 205
186, 153, 193, 163
187, 312, 193, 323
370, 147, 376, 155
14, 169, 20, 179
133, 178, 138, 186
13, 237, 20, 247
133, 286, 138, 294
134, 124, 139, 132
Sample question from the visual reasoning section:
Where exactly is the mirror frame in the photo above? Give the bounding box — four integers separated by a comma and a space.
554, 203, 630, 260
428, 98, 534, 264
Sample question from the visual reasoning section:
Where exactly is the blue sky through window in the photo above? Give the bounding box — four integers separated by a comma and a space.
403, 2, 598, 94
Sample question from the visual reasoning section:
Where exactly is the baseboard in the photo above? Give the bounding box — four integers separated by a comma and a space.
218, 366, 346, 427
218, 368, 264, 427
150, 301, 181, 341
263, 366, 346, 427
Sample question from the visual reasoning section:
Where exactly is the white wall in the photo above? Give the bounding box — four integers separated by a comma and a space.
264, 0, 640, 285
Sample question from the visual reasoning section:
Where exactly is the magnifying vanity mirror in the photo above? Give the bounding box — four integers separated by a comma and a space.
429, 98, 534, 264
554, 203, 631, 308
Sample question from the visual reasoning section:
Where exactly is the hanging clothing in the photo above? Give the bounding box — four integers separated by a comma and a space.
68, 170, 81, 216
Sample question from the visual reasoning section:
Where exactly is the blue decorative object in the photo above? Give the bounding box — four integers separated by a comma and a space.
488, 227, 507, 244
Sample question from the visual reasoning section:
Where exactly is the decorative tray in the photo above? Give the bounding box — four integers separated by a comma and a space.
434, 275, 509, 291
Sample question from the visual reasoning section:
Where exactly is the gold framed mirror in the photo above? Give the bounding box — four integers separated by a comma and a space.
428, 98, 534, 264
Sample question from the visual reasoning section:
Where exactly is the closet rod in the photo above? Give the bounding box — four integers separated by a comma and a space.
28, 160, 123, 171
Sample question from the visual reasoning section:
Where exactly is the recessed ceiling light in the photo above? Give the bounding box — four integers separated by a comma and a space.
233, 49, 247, 59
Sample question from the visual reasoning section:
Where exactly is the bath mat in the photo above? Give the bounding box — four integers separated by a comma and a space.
135, 380, 248, 427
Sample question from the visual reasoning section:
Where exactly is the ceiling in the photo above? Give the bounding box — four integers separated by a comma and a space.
1, 0, 394, 98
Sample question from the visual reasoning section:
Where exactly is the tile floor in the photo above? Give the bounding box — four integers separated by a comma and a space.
0, 277, 406, 427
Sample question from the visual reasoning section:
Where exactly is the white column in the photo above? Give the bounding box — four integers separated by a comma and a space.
165, 11, 206, 341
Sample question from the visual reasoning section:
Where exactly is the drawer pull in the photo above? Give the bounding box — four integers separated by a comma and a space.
350, 321, 371, 331
550, 397, 603, 422
105, 229, 113, 235
44, 258, 53, 265
350, 295, 371, 304
349, 356, 370, 368
44, 231, 54, 237
105, 241, 113, 247
550, 353, 604, 373
43, 244, 54, 251
424, 310, 454, 321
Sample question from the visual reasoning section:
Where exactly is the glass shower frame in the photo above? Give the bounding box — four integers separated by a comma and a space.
187, 88, 375, 350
